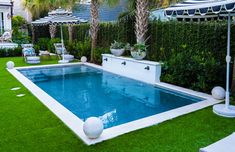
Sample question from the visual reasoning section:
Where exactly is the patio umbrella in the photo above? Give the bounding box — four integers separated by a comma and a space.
165, 0, 235, 117
32, 8, 88, 63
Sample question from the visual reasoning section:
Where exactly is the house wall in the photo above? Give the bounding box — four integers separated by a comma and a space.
13, 0, 32, 22
0, 0, 12, 33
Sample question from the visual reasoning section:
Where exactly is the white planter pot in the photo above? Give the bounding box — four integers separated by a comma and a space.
110, 48, 125, 56
131, 50, 146, 60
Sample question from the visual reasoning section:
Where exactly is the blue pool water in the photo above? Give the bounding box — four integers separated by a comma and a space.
19, 65, 203, 129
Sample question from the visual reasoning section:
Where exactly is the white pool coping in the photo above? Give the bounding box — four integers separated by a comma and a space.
8, 62, 222, 145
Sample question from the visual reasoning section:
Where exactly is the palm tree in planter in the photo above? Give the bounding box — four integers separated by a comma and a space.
90, 0, 120, 62
130, 0, 149, 60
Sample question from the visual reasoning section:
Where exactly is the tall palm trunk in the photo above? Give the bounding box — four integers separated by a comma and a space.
68, 24, 73, 42
49, 24, 57, 38
90, 0, 99, 62
135, 0, 149, 43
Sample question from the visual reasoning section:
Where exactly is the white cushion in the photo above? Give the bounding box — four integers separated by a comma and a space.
200, 132, 235, 152
27, 56, 40, 61
39, 51, 50, 56
62, 54, 74, 61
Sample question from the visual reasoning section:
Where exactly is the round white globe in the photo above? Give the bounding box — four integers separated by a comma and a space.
81, 56, 87, 63
83, 117, 103, 139
6, 61, 15, 69
211, 86, 225, 100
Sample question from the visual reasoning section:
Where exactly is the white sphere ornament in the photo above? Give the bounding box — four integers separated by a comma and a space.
211, 86, 225, 100
83, 117, 104, 139
81, 56, 87, 63
6, 61, 15, 69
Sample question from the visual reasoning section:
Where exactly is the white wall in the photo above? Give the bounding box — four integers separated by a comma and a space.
0, 2, 12, 32
13, 0, 32, 22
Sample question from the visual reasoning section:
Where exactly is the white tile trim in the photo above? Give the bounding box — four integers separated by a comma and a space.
8, 62, 222, 145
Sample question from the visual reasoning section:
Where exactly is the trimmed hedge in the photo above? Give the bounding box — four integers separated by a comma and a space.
0, 47, 22, 57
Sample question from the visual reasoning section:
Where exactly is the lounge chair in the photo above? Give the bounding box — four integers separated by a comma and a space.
54, 43, 74, 62
200, 132, 235, 152
21, 44, 40, 64
0, 30, 13, 42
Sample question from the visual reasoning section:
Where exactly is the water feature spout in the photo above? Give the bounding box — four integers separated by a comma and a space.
144, 66, 150, 70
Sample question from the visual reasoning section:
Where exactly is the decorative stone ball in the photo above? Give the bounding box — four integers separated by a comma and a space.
6, 61, 15, 69
81, 56, 87, 63
83, 117, 104, 139
211, 86, 225, 100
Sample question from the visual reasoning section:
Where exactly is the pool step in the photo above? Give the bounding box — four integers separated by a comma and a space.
26, 73, 49, 82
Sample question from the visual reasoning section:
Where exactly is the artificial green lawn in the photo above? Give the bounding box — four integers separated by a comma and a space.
0, 57, 235, 152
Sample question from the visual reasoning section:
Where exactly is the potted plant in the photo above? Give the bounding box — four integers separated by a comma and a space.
110, 41, 129, 56
130, 42, 147, 60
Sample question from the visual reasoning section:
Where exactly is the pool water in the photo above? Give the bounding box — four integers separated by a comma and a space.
19, 65, 203, 129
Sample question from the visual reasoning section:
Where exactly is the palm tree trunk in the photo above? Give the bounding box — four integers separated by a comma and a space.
135, 0, 149, 43
90, 0, 99, 62
49, 24, 57, 38
31, 25, 35, 43
68, 24, 73, 42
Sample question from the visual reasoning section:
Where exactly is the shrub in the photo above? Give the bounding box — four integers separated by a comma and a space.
0, 47, 22, 57
93, 47, 110, 64
12, 16, 30, 44
161, 45, 224, 92
34, 38, 61, 53
65, 39, 91, 59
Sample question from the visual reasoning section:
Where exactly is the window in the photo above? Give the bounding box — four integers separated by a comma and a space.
0, 12, 4, 34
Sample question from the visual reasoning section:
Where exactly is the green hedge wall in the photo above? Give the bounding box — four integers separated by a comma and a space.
33, 20, 235, 92
34, 21, 233, 60
147, 21, 231, 62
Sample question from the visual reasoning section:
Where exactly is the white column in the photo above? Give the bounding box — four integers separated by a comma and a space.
0, 12, 3, 34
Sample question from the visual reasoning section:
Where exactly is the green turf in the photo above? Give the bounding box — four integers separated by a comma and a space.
0, 57, 235, 152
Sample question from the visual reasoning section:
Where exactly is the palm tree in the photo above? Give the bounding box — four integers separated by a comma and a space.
90, 0, 120, 62
119, 0, 180, 43
90, 0, 99, 62
135, 0, 149, 43
22, 0, 77, 20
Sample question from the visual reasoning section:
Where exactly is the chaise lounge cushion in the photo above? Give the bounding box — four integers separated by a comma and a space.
62, 54, 74, 61
26, 56, 40, 64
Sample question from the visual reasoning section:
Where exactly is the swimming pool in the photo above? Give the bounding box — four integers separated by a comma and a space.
19, 64, 203, 129
8, 63, 219, 145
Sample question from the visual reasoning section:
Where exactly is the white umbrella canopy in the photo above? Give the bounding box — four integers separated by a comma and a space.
32, 8, 88, 63
165, 0, 235, 19
164, 0, 235, 117
32, 8, 88, 25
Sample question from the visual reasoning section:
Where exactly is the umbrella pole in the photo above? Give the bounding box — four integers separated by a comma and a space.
213, 12, 235, 118
60, 24, 65, 61
225, 12, 231, 109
